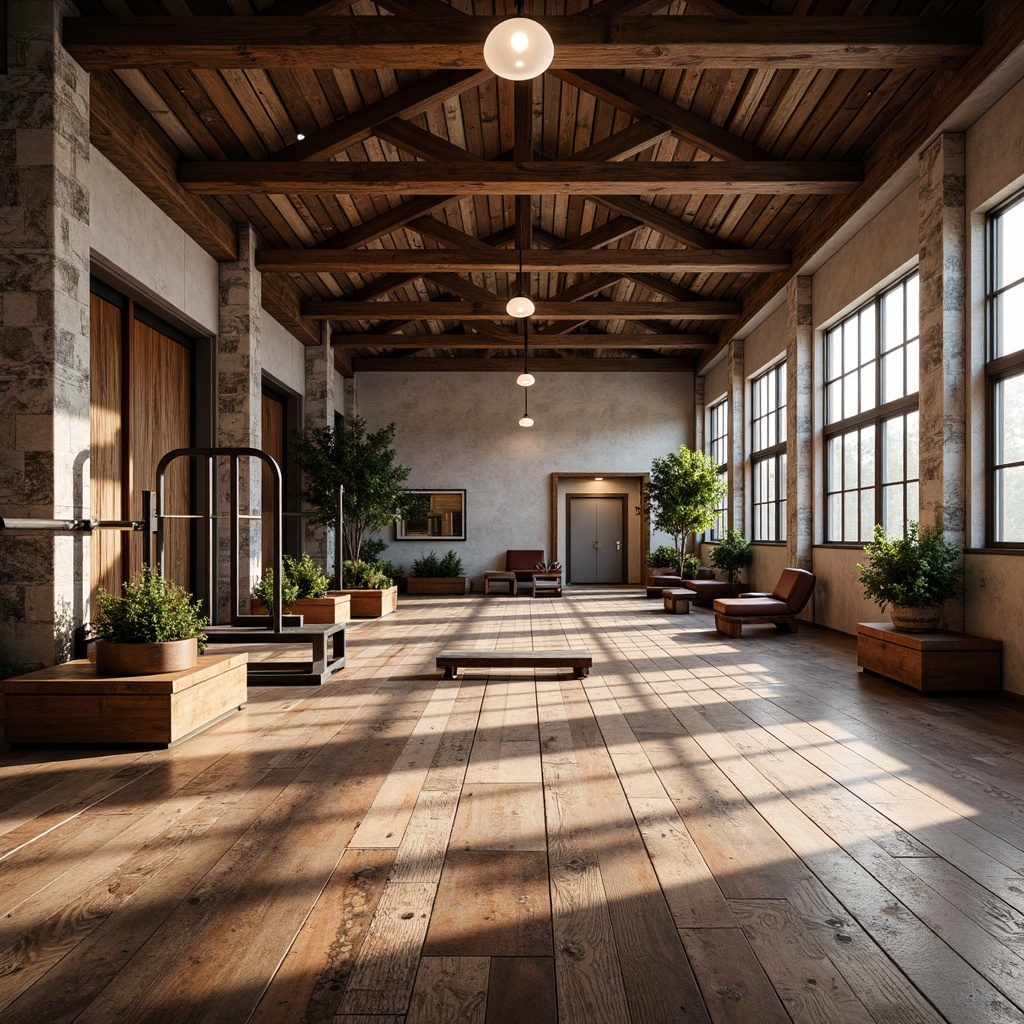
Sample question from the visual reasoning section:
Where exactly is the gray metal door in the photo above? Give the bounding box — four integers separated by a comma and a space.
567, 495, 626, 583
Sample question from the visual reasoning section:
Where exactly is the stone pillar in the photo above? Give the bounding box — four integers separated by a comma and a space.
216, 223, 262, 620
303, 321, 336, 573
786, 276, 813, 571
728, 338, 745, 534
0, 0, 90, 669
919, 132, 967, 631
344, 376, 357, 421
693, 374, 705, 452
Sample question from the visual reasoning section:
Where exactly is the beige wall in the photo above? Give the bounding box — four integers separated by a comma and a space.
355, 370, 691, 584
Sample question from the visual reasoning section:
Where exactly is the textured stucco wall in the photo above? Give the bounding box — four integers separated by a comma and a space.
964, 554, 1024, 695
744, 303, 787, 380
356, 371, 692, 582
748, 543, 789, 596
262, 312, 305, 397
90, 146, 218, 334
809, 546, 882, 634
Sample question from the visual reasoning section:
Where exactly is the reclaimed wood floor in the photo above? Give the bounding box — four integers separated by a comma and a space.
2, 588, 1024, 1023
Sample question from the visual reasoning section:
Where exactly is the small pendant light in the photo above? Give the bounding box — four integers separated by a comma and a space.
484, 1, 554, 82
519, 386, 534, 427
506, 246, 535, 319
517, 318, 535, 387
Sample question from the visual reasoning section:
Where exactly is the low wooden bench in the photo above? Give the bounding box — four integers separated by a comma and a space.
436, 649, 592, 679
663, 588, 697, 614
483, 570, 517, 595
532, 572, 562, 597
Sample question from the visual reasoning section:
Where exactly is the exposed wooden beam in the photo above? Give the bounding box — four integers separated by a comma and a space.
261, 273, 321, 347
579, 0, 672, 14
301, 300, 739, 320
272, 70, 490, 162
89, 72, 238, 263
553, 70, 773, 161
64, 17, 981, 71
315, 195, 455, 250
351, 356, 694, 372
333, 332, 714, 349
623, 273, 702, 303
257, 0, 358, 16
593, 194, 729, 250
570, 118, 673, 162
179, 161, 862, 196
256, 248, 790, 274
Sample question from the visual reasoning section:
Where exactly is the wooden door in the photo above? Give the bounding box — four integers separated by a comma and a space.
261, 389, 286, 575
89, 292, 125, 603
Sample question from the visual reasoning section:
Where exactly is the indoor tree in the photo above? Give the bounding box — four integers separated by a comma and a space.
640, 446, 727, 576
291, 417, 428, 573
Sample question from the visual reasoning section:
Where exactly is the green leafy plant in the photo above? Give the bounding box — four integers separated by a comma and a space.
360, 537, 388, 563
291, 417, 430, 566
683, 554, 702, 579
639, 447, 727, 576
342, 559, 394, 590
709, 530, 753, 584
284, 553, 330, 599
94, 565, 208, 653
857, 521, 963, 611
648, 544, 680, 570
439, 550, 464, 577
412, 551, 442, 577
252, 566, 300, 616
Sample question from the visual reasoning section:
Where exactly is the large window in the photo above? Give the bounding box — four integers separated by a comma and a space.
708, 398, 729, 540
988, 192, 1024, 544
824, 273, 920, 542
751, 362, 787, 542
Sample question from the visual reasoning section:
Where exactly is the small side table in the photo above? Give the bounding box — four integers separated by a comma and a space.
484, 571, 517, 595
532, 572, 563, 597
856, 622, 1002, 694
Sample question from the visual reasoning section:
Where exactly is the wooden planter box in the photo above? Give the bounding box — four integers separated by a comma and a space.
250, 595, 351, 624
2, 652, 248, 747
406, 577, 470, 595
330, 586, 398, 618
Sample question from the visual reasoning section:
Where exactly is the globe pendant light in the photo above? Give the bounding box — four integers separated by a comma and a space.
517, 318, 535, 387
484, 3, 554, 82
506, 247, 535, 318
519, 387, 534, 428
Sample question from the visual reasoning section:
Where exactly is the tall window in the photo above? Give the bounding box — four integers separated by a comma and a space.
708, 398, 729, 539
824, 273, 920, 542
988, 192, 1024, 544
751, 362, 787, 541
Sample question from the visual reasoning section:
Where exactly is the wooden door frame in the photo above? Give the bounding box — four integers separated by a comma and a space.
549, 471, 650, 575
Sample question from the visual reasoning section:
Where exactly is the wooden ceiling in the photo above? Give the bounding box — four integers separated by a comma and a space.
66, 0, 1006, 375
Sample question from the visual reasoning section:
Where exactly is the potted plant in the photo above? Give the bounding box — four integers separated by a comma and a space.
292, 417, 427, 617
93, 565, 208, 676
709, 530, 753, 584
341, 558, 399, 618
407, 549, 469, 595
640, 447, 727, 579
252, 554, 351, 624
857, 520, 963, 632
647, 544, 682, 586
682, 554, 702, 580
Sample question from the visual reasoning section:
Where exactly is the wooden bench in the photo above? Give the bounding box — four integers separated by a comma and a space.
436, 649, 592, 679
532, 572, 562, 597
483, 570, 517, 595
204, 621, 346, 685
663, 588, 696, 614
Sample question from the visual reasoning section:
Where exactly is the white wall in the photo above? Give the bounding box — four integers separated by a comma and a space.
262, 312, 305, 397
89, 146, 218, 334
356, 370, 692, 584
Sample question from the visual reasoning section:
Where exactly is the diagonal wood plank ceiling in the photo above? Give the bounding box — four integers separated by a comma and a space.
67, 0, 1003, 374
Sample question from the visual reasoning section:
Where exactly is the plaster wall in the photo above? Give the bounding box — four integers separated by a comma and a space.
743, 303, 787, 379
703, 357, 729, 407
748, 543, 788, 596
355, 371, 691, 584
813, 181, 918, 328
809, 546, 881, 634
964, 554, 1024, 695
89, 146, 218, 334
965, 73, 1024, 214
261, 312, 305, 397
334, 371, 346, 417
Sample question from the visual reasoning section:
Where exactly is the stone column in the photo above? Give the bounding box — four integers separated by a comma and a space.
786, 276, 813, 571
0, 0, 90, 669
216, 223, 262, 620
728, 338, 745, 534
344, 376, 357, 421
693, 374, 705, 452
303, 321, 336, 573
919, 132, 967, 631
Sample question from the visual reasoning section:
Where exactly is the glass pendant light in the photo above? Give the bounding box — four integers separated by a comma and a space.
517, 318, 535, 387
484, 2, 554, 82
506, 247, 535, 318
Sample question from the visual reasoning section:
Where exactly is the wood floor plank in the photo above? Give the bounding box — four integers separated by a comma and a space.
448, 782, 547, 852
424, 850, 552, 957
406, 955, 489, 1024
485, 956, 557, 1024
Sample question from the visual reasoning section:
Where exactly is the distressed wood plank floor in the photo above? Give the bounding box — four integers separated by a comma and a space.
2, 588, 1024, 1023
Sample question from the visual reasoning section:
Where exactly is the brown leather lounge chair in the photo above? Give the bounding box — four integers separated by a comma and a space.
713, 568, 816, 638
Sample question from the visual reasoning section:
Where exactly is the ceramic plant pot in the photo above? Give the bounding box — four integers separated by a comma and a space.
889, 603, 942, 632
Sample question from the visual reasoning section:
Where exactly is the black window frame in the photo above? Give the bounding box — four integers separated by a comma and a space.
750, 361, 787, 543
707, 397, 729, 541
823, 271, 920, 544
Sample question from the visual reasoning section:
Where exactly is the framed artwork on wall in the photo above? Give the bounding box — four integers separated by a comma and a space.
396, 489, 467, 541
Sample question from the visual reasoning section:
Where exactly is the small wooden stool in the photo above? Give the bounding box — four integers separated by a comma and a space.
663, 588, 696, 614
532, 572, 563, 597
483, 571, 518, 595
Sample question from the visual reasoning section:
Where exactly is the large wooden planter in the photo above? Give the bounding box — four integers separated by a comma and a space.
2, 652, 248, 746
330, 586, 398, 618
250, 595, 351, 624
406, 577, 470, 595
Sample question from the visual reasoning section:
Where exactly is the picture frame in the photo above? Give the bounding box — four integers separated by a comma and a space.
396, 488, 467, 541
